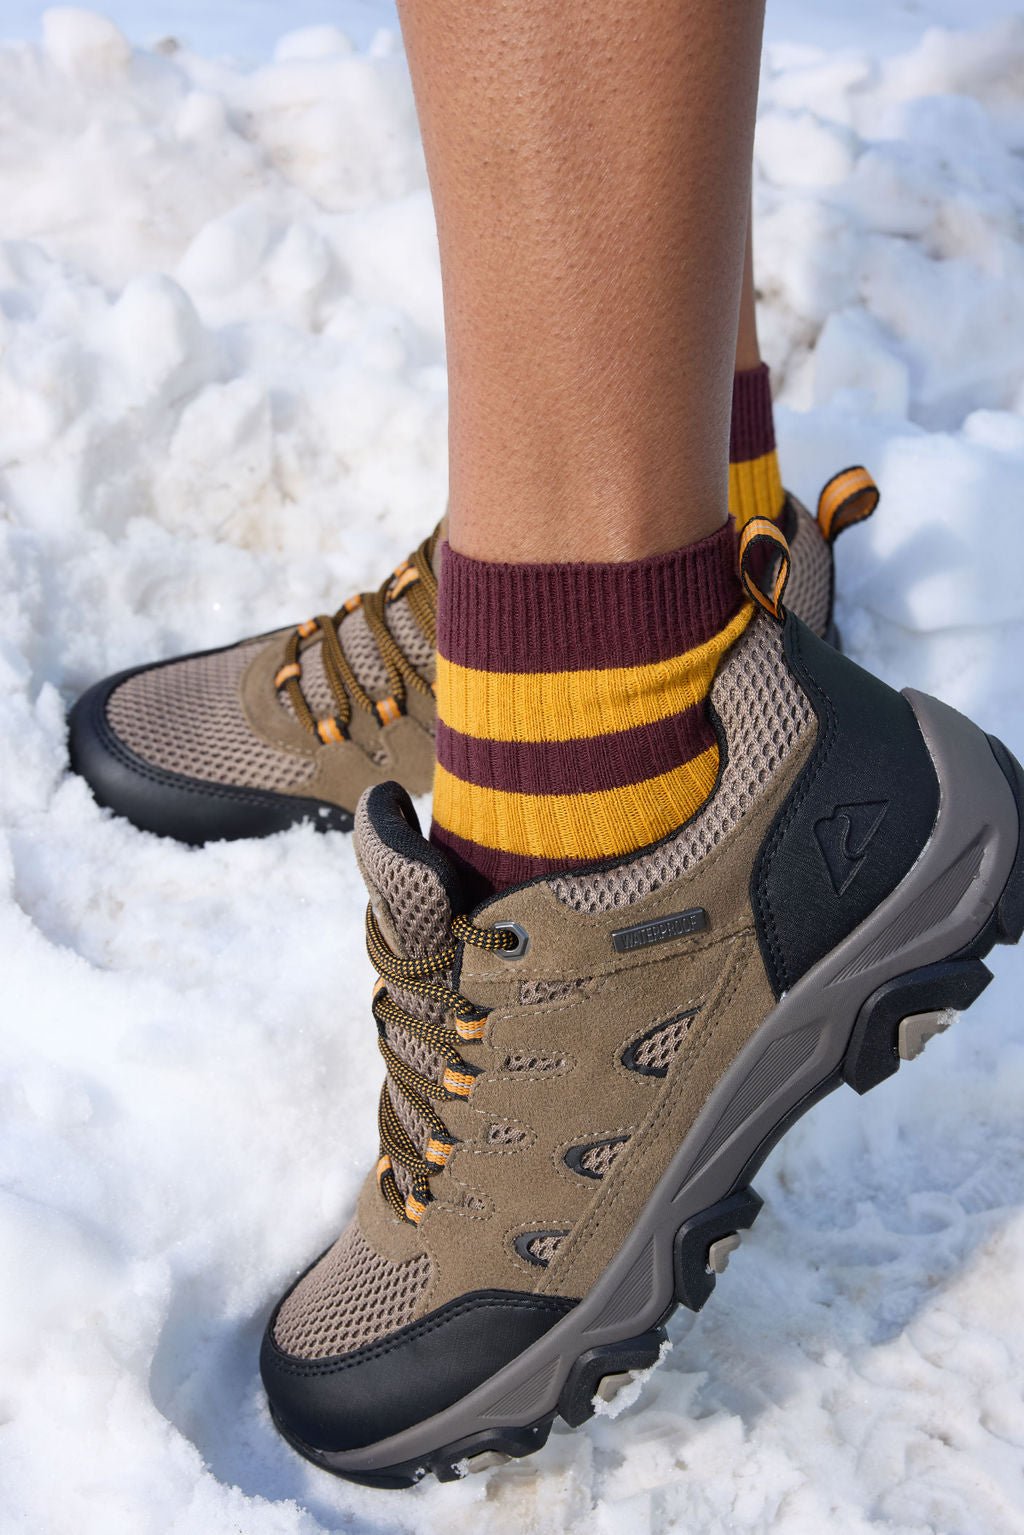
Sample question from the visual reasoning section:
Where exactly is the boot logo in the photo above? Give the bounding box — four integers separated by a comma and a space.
612, 909, 708, 954
814, 801, 889, 894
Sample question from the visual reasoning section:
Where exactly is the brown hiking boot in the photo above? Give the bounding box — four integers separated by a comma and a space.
68, 529, 441, 843
259, 582, 1022, 1487
67, 473, 873, 845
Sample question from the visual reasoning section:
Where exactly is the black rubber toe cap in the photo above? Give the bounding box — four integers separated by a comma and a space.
260, 1286, 575, 1456
68, 659, 354, 846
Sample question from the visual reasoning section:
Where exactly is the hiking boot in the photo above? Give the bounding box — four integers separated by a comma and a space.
68, 530, 442, 844
67, 471, 872, 845
259, 558, 1022, 1487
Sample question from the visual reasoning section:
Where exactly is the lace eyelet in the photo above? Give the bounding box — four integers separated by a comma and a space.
492, 922, 530, 959
316, 716, 346, 745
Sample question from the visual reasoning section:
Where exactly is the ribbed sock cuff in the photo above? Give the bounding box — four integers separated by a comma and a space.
729, 364, 784, 530
436, 519, 743, 674
730, 363, 776, 464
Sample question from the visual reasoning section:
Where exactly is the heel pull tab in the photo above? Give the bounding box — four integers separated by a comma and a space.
738, 516, 791, 621
817, 467, 879, 544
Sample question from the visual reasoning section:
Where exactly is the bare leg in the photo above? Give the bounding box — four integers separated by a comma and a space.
735, 203, 763, 373
398, 2, 766, 562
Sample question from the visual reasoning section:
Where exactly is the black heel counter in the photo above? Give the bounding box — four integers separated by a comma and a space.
753, 615, 940, 997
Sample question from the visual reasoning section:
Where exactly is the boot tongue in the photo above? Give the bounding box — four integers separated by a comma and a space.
354, 784, 465, 1186
353, 782, 465, 960
278, 531, 441, 727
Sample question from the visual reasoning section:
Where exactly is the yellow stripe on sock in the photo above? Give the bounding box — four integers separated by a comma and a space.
437, 603, 752, 746
433, 743, 721, 861
729, 451, 784, 532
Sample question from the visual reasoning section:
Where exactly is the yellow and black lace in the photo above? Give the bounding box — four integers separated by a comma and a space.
366, 903, 519, 1224
274, 526, 440, 742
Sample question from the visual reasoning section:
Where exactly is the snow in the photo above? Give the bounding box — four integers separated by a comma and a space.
1, 4, 1024, 1533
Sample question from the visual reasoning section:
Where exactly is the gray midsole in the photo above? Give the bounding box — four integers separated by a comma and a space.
327, 688, 1018, 1472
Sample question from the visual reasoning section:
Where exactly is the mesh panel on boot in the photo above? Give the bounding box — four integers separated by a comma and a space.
273, 1220, 432, 1359
487, 1120, 530, 1148
577, 1137, 628, 1178
280, 592, 435, 721
392, 1159, 418, 1203
624, 1012, 696, 1076
389, 1079, 432, 1157
387, 599, 436, 681
285, 638, 335, 720
550, 615, 814, 914
337, 594, 435, 696
526, 1234, 565, 1266
339, 606, 389, 697
278, 622, 390, 768
385, 1020, 447, 1089
354, 795, 452, 960
356, 802, 454, 1060
503, 1051, 568, 1074
106, 641, 317, 791
785, 504, 833, 639
520, 976, 593, 1005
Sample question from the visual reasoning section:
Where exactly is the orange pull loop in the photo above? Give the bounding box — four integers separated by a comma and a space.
817, 466, 879, 544
738, 516, 791, 622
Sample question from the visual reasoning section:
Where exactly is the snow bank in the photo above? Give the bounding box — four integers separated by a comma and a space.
0, 7, 1023, 1534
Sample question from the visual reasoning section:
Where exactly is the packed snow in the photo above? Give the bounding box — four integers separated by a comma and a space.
2, 5, 1024, 1533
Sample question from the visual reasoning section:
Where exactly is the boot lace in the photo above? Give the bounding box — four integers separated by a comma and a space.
274, 526, 439, 742
366, 902, 519, 1224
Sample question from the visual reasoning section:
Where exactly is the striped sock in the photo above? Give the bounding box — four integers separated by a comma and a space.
430, 523, 752, 898
729, 363, 785, 531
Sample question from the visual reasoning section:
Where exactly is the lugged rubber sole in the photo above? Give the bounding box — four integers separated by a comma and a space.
275, 706, 1024, 1489
69, 660, 357, 845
